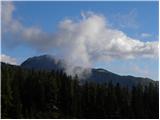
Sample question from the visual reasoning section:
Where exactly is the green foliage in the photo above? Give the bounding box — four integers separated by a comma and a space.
1, 63, 159, 118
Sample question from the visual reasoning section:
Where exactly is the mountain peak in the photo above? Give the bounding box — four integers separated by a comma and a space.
29, 54, 55, 60
21, 54, 65, 71
96, 68, 110, 73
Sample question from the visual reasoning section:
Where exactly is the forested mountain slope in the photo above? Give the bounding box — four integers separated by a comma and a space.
21, 55, 156, 88
1, 62, 159, 119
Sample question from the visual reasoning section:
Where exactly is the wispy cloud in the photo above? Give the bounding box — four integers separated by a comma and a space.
0, 54, 17, 65
131, 64, 149, 76
141, 33, 152, 38
112, 9, 139, 29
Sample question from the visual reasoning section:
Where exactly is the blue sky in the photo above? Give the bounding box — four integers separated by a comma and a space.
12, 2, 158, 37
2, 1, 159, 80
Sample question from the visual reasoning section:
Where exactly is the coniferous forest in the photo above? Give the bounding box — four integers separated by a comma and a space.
1, 63, 159, 119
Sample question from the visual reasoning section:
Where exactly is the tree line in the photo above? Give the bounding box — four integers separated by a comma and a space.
1, 63, 159, 118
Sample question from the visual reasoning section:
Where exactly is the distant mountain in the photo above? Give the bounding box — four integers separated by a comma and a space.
21, 54, 157, 87
87, 68, 155, 88
21, 54, 66, 71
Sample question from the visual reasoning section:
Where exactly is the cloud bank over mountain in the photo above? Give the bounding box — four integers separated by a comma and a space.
2, 2, 158, 77
0, 54, 17, 65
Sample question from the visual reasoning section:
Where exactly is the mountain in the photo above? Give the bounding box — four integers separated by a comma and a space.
87, 68, 155, 88
21, 54, 157, 87
21, 54, 66, 71
2, 62, 159, 119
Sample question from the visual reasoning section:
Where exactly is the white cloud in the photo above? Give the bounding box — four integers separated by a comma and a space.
2, 2, 159, 77
0, 54, 17, 65
55, 11, 158, 61
141, 33, 152, 38
112, 9, 139, 29
1, 1, 15, 25
2, 1, 48, 50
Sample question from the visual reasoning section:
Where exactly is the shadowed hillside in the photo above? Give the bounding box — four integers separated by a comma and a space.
1, 62, 159, 119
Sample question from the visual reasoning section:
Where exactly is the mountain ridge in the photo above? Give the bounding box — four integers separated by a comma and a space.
20, 54, 157, 87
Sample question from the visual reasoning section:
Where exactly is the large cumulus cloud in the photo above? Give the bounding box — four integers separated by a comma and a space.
2, 2, 158, 77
